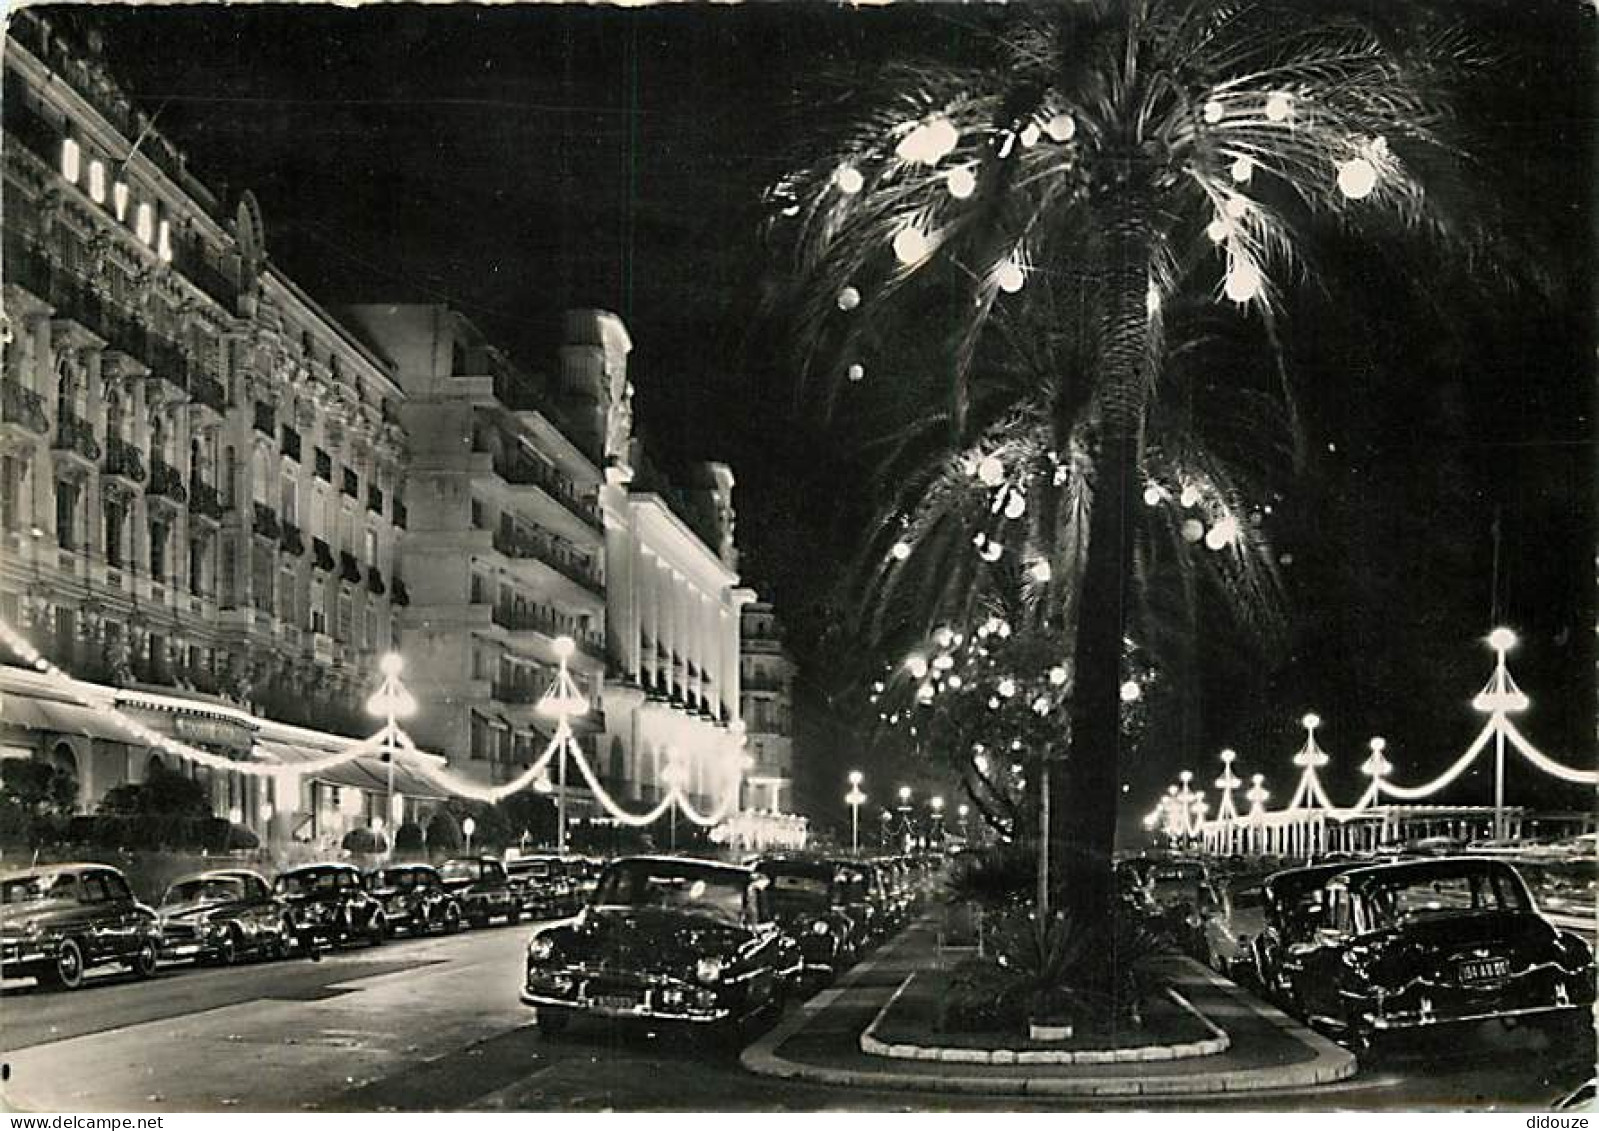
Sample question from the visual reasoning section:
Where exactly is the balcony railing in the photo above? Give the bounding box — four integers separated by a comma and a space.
188, 479, 223, 521
101, 435, 147, 483
2, 378, 50, 435
252, 502, 280, 541
491, 681, 541, 706
280, 520, 306, 557
148, 457, 187, 503
494, 453, 603, 529
189, 371, 227, 415
54, 409, 101, 462
491, 526, 604, 594
339, 550, 363, 584
312, 538, 335, 573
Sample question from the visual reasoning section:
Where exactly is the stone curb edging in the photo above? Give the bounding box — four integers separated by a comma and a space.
741, 939, 1358, 1098
858, 975, 1230, 1065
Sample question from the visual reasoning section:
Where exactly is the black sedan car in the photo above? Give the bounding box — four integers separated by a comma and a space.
521, 855, 802, 1036
1251, 860, 1369, 1003
438, 856, 521, 927
754, 857, 864, 984
1281, 857, 1595, 1048
0, 863, 161, 989
365, 864, 462, 936
158, 869, 292, 964
273, 862, 387, 948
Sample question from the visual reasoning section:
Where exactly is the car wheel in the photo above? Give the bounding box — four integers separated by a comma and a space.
215, 926, 241, 966
537, 1006, 571, 1036
47, 938, 86, 990
129, 937, 159, 979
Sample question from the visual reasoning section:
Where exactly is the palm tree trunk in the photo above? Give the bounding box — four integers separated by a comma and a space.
1050, 207, 1155, 931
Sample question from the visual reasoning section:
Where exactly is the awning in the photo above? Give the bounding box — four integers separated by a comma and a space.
0, 692, 143, 745
255, 738, 447, 801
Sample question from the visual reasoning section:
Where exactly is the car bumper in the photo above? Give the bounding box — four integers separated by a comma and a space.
1370, 1001, 1589, 1031
1, 940, 52, 974
160, 939, 213, 962
520, 986, 732, 1023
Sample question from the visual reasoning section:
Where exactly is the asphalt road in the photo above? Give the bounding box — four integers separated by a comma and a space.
1, 918, 1591, 1112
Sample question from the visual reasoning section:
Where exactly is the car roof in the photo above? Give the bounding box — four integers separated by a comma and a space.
0, 862, 122, 881
1262, 862, 1365, 899
168, 869, 267, 885
1335, 855, 1521, 891
604, 854, 753, 877
755, 858, 837, 879
279, 862, 359, 876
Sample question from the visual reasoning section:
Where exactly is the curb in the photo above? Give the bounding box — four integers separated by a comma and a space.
742, 937, 1357, 1098
858, 975, 1230, 1065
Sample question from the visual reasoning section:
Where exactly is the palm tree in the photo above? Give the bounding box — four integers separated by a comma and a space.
771, 0, 1497, 926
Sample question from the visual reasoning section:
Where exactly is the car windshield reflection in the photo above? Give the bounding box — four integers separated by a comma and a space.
164, 877, 247, 905
2, 873, 75, 904
593, 861, 745, 925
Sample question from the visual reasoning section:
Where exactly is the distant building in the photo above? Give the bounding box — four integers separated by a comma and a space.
739, 601, 794, 813
343, 305, 608, 796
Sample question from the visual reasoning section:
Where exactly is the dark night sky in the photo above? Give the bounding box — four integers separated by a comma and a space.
49, 2, 1596, 834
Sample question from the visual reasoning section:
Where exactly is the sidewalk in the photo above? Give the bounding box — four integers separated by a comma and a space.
742, 912, 1356, 1098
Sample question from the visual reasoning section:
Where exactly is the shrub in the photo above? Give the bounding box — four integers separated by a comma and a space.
946, 841, 1038, 910
341, 827, 388, 855
425, 809, 462, 852
393, 822, 425, 851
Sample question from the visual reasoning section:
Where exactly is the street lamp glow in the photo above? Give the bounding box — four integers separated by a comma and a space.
898, 786, 911, 803
379, 652, 404, 678
1369, 736, 1386, 753
905, 655, 929, 679
930, 796, 944, 812
552, 635, 576, 659
849, 770, 863, 786
1302, 712, 1321, 730
835, 163, 864, 194
1488, 627, 1517, 654
1119, 679, 1141, 703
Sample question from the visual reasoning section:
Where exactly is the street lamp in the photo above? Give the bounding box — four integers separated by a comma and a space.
463, 815, 476, 855
536, 636, 589, 856
845, 771, 866, 855
661, 748, 688, 851
366, 651, 417, 855
1475, 627, 1528, 842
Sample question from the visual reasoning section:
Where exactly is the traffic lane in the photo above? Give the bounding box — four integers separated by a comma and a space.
1, 920, 537, 1112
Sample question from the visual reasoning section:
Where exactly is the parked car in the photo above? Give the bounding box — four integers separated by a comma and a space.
0, 863, 161, 989
1120, 857, 1222, 958
1198, 880, 1267, 978
521, 855, 802, 1036
1279, 857, 1595, 1048
1251, 861, 1371, 1003
273, 863, 387, 948
365, 864, 462, 936
158, 869, 292, 964
504, 855, 575, 920
852, 861, 899, 938
438, 856, 521, 927
827, 860, 888, 947
754, 857, 863, 984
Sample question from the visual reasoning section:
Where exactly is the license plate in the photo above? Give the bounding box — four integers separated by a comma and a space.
1458, 957, 1510, 983
590, 994, 640, 1011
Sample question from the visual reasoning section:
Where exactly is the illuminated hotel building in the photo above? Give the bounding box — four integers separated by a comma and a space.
739, 600, 795, 813
0, 12, 439, 848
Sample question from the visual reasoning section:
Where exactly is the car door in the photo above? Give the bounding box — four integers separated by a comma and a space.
76, 872, 125, 961
103, 871, 148, 956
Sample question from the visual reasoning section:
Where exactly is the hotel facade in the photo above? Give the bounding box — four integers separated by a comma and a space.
0, 11, 773, 851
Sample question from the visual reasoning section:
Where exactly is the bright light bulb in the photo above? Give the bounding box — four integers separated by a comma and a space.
1206, 217, 1230, 244
917, 684, 935, 703
975, 456, 1005, 486
1019, 123, 1041, 148
1369, 737, 1386, 752
847, 362, 866, 383
1302, 713, 1321, 730
380, 652, 404, 677
837, 286, 861, 311
946, 165, 977, 199
1224, 193, 1249, 219
1181, 518, 1205, 543
947, 675, 962, 689
897, 117, 959, 165
1120, 680, 1142, 703
1224, 257, 1262, 303
997, 678, 1016, 698
890, 539, 911, 560
1202, 100, 1224, 124
1146, 284, 1162, 317
1143, 485, 1163, 506
1043, 112, 1076, 142
835, 164, 864, 194
906, 656, 929, 679
1264, 92, 1293, 122
1488, 627, 1517, 653
1204, 525, 1228, 551
1337, 156, 1378, 200
1230, 156, 1255, 184
553, 635, 576, 659
1180, 484, 1201, 507
1003, 492, 1026, 520
980, 542, 1003, 562
1048, 666, 1068, 686
1028, 559, 1052, 583
893, 224, 932, 266
995, 258, 1026, 294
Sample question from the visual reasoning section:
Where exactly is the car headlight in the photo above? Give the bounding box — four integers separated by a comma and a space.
811, 920, 831, 936
527, 934, 556, 962
696, 956, 724, 984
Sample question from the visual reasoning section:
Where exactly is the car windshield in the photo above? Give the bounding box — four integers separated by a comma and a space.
275, 871, 341, 895
593, 861, 747, 925
509, 860, 552, 878
375, 870, 419, 890
164, 876, 247, 905
2, 873, 76, 904
1363, 868, 1531, 930
438, 861, 479, 883
759, 870, 831, 914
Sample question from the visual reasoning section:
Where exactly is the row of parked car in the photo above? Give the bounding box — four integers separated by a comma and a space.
520, 852, 942, 1037
1118, 852, 1596, 1050
0, 852, 606, 990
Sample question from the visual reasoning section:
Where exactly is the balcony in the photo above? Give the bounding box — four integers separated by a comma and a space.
280, 520, 306, 557
366, 565, 386, 596
491, 525, 604, 596
53, 409, 101, 463
2, 378, 50, 436
188, 478, 223, 522
148, 457, 188, 504
312, 537, 335, 573
494, 452, 603, 530
252, 501, 280, 541
189, 371, 227, 418
101, 435, 147, 485
491, 681, 541, 706
338, 550, 363, 585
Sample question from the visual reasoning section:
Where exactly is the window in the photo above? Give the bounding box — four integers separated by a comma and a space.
157, 219, 173, 263
280, 473, 298, 525
220, 542, 237, 607
1, 456, 22, 532
88, 159, 105, 204
337, 590, 353, 641
470, 497, 485, 529
310, 578, 328, 634
222, 447, 237, 507
252, 448, 272, 503
189, 538, 206, 597
342, 468, 359, 498
149, 521, 169, 583
135, 201, 154, 245
314, 487, 331, 539
278, 567, 296, 625
61, 137, 80, 183
314, 448, 332, 482
112, 180, 130, 222
55, 481, 79, 550
80, 873, 111, 904
363, 605, 376, 650
104, 499, 125, 567
363, 527, 378, 565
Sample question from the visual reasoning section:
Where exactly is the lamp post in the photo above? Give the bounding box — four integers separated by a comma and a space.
929, 795, 944, 850
463, 815, 476, 855
845, 771, 866, 855
1475, 627, 1529, 842
896, 785, 912, 851
365, 651, 417, 854
661, 748, 688, 851
536, 636, 589, 856
1246, 773, 1269, 855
